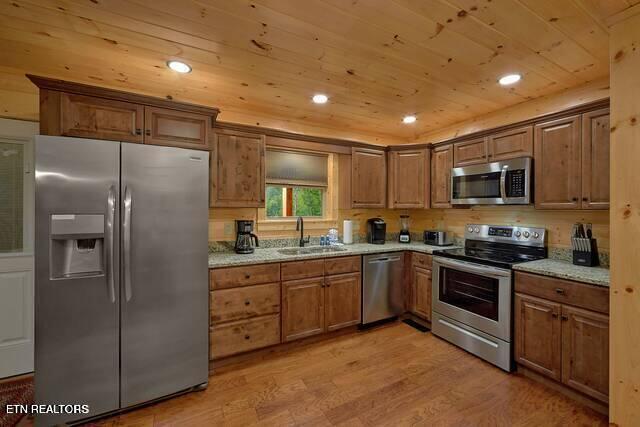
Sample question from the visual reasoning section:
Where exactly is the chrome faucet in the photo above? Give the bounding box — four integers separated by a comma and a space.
296, 217, 310, 247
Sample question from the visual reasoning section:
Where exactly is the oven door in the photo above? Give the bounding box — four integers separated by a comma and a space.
432, 256, 512, 341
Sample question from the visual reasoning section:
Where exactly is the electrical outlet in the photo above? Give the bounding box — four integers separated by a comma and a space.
224, 223, 233, 236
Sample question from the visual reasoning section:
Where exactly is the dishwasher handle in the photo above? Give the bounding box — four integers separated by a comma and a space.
367, 256, 401, 263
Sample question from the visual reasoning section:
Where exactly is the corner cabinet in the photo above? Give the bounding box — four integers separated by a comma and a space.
581, 108, 610, 209
351, 147, 387, 208
387, 148, 430, 209
431, 145, 453, 208
210, 129, 265, 208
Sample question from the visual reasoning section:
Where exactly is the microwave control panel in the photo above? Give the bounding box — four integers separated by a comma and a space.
506, 169, 526, 197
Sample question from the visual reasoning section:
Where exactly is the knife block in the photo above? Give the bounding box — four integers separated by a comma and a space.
572, 238, 599, 267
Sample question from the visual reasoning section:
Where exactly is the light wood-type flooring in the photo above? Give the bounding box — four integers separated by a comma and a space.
23, 322, 608, 426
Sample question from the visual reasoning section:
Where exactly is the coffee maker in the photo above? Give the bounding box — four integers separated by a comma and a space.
366, 218, 386, 244
235, 220, 259, 254
399, 215, 411, 243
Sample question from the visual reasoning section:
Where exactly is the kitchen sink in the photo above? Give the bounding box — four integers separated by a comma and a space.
277, 246, 348, 256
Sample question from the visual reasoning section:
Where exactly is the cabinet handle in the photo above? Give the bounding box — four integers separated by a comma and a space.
561, 315, 569, 321
245, 274, 251, 279
551, 313, 558, 318
244, 335, 250, 340
326, 284, 331, 288
244, 300, 250, 306
582, 197, 588, 202
145, 129, 151, 136
572, 197, 578, 202
554, 288, 565, 295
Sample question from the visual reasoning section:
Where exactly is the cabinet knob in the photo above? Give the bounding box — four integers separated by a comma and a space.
551, 313, 558, 318
561, 315, 569, 321
572, 197, 578, 202
582, 197, 588, 202
244, 335, 250, 340
245, 274, 251, 279
134, 129, 142, 136
554, 288, 565, 295
145, 129, 151, 136
244, 300, 250, 306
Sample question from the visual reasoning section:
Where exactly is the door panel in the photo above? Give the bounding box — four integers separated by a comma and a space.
351, 147, 386, 208
581, 109, 610, 209
411, 266, 431, 320
34, 136, 120, 425
488, 126, 533, 161
325, 272, 361, 331
282, 277, 324, 341
453, 137, 488, 167
534, 116, 581, 209
120, 143, 209, 407
388, 149, 429, 208
144, 107, 210, 150
514, 293, 562, 381
60, 92, 143, 143
431, 145, 453, 208
561, 305, 609, 402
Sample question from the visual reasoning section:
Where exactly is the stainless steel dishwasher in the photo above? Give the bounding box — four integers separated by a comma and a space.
362, 253, 405, 324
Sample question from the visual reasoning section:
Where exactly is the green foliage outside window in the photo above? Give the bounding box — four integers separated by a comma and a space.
265, 185, 323, 218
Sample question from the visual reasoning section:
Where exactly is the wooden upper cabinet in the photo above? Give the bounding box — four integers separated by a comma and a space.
488, 125, 533, 161
514, 293, 562, 381
581, 108, 610, 210
210, 129, 265, 208
411, 266, 432, 321
351, 147, 387, 208
453, 137, 488, 167
144, 107, 210, 150
324, 273, 361, 332
281, 277, 325, 342
388, 149, 430, 209
59, 92, 144, 143
431, 144, 453, 208
534, 115, 582, 209
561, 305, 609, 402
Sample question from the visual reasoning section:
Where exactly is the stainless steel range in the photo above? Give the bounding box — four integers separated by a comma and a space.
431, 224, 547, 371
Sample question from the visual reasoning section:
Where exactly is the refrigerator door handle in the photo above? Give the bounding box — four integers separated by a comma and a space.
123, 186, 133, 302
106, 185, 116, 303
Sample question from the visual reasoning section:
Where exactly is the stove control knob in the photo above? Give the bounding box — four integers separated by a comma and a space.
533, 232, 540, 239
474, 227, 480, 233
468, 227, 474, 233
515, 231, 522, 237
523, 231, 530, 238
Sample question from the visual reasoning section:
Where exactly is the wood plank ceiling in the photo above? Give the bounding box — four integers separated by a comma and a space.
0, 0, 634, 142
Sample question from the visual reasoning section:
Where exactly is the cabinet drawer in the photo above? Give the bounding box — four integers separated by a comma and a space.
210, 314, 280, 359
514, 272, 609, 314
412, 253, 433, 270
325, 256, 361, 275
210, 264, 280, 290
281, 259, 324, 281
210, 283, 280, 325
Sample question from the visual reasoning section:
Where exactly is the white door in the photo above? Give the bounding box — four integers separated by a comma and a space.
0, 118, 36, 378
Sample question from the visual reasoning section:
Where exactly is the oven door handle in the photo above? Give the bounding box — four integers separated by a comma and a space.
433, 256, 511, 279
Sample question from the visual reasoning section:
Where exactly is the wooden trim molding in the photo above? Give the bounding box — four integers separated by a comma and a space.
27, 74, 220, 121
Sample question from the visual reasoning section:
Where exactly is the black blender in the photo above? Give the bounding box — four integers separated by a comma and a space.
399, 215, 411, 243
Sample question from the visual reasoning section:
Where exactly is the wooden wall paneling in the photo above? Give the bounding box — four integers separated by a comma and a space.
453, 137, 488, 167
351, 147, 387, 208
534, 115, 582, 209
609, 11, 640, 425
431, 145, 453, 208
581, 108, 610, 209
144, 106, 210, 150
210, 128, 266, 208
488, 125, 534, 161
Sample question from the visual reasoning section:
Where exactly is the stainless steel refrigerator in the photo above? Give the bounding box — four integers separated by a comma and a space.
34, 135, 209, 426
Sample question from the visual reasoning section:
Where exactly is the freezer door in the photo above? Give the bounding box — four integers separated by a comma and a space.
34, 136, 120, 426
120, 143, 209, 407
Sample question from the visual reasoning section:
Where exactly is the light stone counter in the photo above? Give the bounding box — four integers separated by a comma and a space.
513, 259, 610, 287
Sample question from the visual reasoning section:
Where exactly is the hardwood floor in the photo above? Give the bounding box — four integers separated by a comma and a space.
34, 322, 609, 426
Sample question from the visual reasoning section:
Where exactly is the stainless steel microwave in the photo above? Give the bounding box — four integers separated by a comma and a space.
451, 157, 532, 205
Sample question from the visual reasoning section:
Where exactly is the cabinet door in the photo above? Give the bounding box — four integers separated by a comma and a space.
351, 147, 386, 208
144, 107, 210, 150
431, 145, 453, 208
325, 273, 361, 331
561, 305, 609, 402
210, 129, 265, 207
411, 266, 431, 321
581, 109, 610, 210
453, 137, 488, 167
388, 149, 430, 208
60, 92, 143, 143
514, 293, 562, 381
282, 277, 325, 342
534, 115, 582, 209
488, 125, 533, 162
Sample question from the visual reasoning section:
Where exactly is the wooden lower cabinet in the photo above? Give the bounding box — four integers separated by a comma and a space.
514, 293, 562, 381
411, 267, 432, 321
210, 282, 280, 324
514, 273, 609, 403
210, 314, 280, 359
282, 277, 325, 342
561, 305, 609, 403
325, 273, 361, 331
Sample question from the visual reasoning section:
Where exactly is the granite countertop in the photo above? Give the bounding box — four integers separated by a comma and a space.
513, 259, 610, 287
208, 242, 457, 268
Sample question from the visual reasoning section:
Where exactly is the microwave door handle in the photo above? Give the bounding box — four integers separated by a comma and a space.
500, 168, 507, 200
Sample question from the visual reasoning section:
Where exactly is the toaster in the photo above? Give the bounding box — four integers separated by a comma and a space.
424, 230, 453, 246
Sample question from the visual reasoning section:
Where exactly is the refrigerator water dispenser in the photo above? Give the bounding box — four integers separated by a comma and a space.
50, 214, 105, 279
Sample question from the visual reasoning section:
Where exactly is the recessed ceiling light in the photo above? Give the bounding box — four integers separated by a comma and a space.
498, 74, 521, 85
312, 94, 329, 104
402, 115, 417, 124
167, 60, 192, 74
